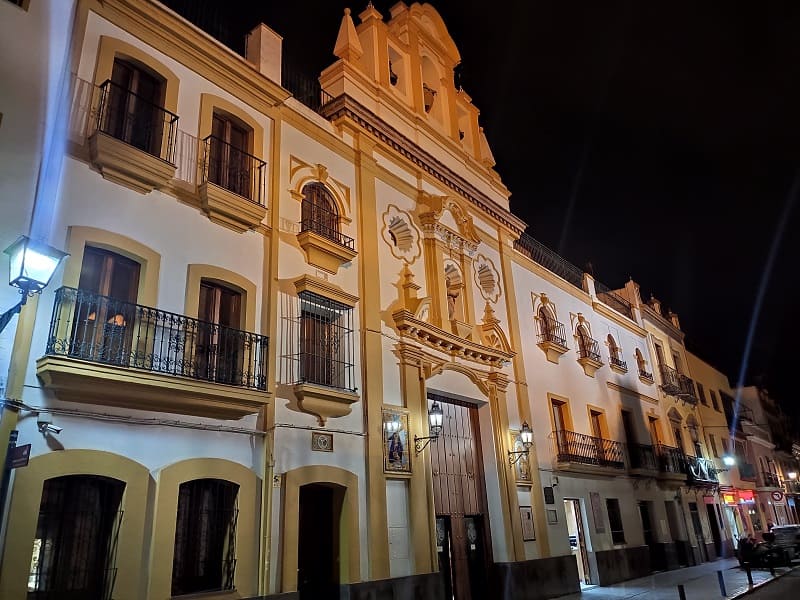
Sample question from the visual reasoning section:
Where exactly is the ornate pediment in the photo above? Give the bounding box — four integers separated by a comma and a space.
417, 192, 481, 257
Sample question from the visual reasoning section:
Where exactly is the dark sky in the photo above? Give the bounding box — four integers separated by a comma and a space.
164, 1, 800, 426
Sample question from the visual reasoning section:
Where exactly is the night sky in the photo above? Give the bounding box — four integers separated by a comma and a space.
164, 1, 800, 428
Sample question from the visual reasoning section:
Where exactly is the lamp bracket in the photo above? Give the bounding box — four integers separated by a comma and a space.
414, 434, 438, 455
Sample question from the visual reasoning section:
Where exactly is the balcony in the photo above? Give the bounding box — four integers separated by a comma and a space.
296, 205, 357, 274
686, 455, 719, 485
536, 318, 569, 363
577, 336, 603, 377
609, 356, 628, 374
659, 364, 696, 403
759, 471, 782, 489
638, 368, 654, 384
628, 443, 659, 475
89, 79, 179, 194
657, 444, 688, 485
36, 287, 269, 418
199, 135, 267, 232
785, 480, 800, 495
552, 430, 626, 474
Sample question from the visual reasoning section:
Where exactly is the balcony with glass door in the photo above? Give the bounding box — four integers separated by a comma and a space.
36, 287, 269, 418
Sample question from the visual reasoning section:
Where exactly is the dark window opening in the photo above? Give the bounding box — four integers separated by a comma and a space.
300, 182, 353, 249
197, 281, 243, 385
28, 475, 125, 600
208, 113, 253, 198
606, 498, 626, 545
171, 478, 239, 596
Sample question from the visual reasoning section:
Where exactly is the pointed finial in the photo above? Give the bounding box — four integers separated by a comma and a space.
334, 7, 364, 62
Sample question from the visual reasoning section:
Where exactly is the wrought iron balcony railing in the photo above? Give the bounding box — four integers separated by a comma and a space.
657, 444, 686, 475
610, 356, 627, 370
300, 203, 355, 250
628, 443, 659, 471
45, 287, 268, 390
577, 336, 602, 363
536, 318, 568, 348
202, 135, 266, 205
686, 455, 719, 484
95, 79, 179, 163
761, 471, 781, 488
658, 364, 696, 402
639, 368, 654, 381
552, 430, 625, 470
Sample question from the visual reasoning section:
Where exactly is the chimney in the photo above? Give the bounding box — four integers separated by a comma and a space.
246, 23, 282, 84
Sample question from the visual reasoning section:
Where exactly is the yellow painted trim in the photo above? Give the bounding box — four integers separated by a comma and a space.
198, 93, 265, 157
185, 264, 257, 332
586, 404, 610, 439
63, 225, 161, 307
547, 392, 574, 433
293, 274, 359, 307
281, 465, 361, 591
592, 300, 647, 337
0, 450, 151, 600
148, 458, 261, 599
93, 35, 180, 114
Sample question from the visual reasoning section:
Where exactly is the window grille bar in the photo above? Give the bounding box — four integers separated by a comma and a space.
94, 79, 179, 164
296, 291, 356, 392
577, 335, 602, 363
610, 356, 627, 370
45, 286, 268, 391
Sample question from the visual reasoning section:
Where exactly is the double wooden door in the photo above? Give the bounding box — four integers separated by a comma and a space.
429, 395, 491, 600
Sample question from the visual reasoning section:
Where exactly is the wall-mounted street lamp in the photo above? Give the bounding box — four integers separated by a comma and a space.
722, 454, 736, 467
788, 471, 797, 480
414, 400, 443, 454
0, 235, 68, 334
508, 422, 533, 465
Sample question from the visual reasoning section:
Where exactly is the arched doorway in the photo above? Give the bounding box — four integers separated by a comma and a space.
298, 483, 345, 598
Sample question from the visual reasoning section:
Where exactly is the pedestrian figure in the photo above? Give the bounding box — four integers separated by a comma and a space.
738, 535, 754, 586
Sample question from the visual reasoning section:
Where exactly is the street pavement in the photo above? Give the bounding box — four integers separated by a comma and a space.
554, 558, 795, 600
741, 569, 800, 598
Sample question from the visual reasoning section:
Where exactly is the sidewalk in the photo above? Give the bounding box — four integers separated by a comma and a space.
555, 558, 795, 600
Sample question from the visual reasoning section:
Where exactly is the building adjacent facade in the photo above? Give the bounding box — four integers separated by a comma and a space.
0, 2, 798, 600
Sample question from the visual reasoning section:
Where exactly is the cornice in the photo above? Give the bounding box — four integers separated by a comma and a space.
93, 0, 290, 113
641, 304, 685, 342
592, 300, 647, 337
321, 94, 527, 236
606, 382, 658, 405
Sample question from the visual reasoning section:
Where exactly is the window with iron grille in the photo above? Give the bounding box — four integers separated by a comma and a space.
605, 498, 626, 544
28, 476, 124, 600
171, 479, 239, 596
298, 291, 356, 391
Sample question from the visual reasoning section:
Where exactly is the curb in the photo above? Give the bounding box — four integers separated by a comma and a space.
728, 566, 798, 599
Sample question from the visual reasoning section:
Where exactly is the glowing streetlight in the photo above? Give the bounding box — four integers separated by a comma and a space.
0, 235, 68, 333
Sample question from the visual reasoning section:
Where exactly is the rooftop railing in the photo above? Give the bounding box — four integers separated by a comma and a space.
595, 281, 634, 320
513, 233, 585, 290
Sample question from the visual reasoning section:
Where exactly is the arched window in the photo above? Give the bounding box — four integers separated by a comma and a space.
635, 348, 652, 379
28, 475, 125, 597
576, 323, 598, 361
301, 182, 340, 242
172, 478, 239, 595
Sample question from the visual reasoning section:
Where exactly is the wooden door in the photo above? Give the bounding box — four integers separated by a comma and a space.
198, 281, 242, 384
429, 395, 490, 600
